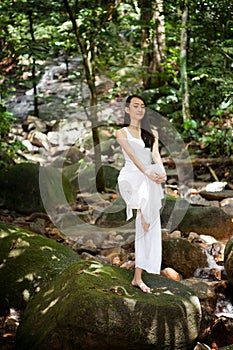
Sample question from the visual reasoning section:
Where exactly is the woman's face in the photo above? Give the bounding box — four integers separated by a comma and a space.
125, 97, 146, 122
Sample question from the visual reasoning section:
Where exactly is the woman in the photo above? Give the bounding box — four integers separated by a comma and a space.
116, 95, 166, 293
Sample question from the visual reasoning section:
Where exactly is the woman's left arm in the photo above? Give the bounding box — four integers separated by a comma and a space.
151, 133, 167, 182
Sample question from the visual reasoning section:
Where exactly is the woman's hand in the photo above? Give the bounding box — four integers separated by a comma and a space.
145, 169, 167, 184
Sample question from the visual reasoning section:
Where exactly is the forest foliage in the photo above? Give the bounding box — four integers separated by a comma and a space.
0, 0, 232, 165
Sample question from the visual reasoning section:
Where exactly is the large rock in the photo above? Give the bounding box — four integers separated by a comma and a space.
0, 163, 76, 214
224, 237, 233, 287
200, 190, 233, 202
162, 196, 233, 240
0, 224, 80, 312
63, 163, 119, 192
162, 237, 207, 278
209, 316, 233, 348
178, 206, 233, 239
16, 260, 202, 350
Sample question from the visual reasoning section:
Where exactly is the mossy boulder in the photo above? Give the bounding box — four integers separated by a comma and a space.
16, 260, 202, 350
63, 163, 119, 192
0, 224, 80, 312
0, 163, 76, 214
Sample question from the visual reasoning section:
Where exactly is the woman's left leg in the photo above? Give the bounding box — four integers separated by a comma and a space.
139, 209, 150, 232
131, 267, 152, 293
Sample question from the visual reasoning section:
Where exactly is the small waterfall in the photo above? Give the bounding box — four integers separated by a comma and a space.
194, 249, 223, 281
25, 62, 68, 96
7, 57, 83, 120
194, 247, 233, 318
215, 298, 233, 318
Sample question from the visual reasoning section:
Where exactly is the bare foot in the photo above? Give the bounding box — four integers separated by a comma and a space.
131, 280, 152, 293
140, 212, 150, 232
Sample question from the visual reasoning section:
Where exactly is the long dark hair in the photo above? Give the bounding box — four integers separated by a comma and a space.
123, 95, 155, 150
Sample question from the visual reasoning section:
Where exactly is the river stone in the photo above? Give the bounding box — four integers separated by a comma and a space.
63, 163, 119, 192
200, 190, 233, 202
178, 204, 233, 240
16, 260, 202, 350
161, 196, 233, 239
224, 237, 233, 287
0, 224, 80, 312
0, 162, 76, 214
162, 237, 207, 278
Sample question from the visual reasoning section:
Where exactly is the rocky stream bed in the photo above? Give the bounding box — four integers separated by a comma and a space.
1, 57, 233, 349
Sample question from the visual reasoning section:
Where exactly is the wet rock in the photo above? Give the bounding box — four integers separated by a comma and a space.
162, 237, 207, 278
200, 190, 233, 202
0, 163, 45, 214
224, 237, 233, 287
61, 146, 85, 166
28, 130, 51, 150
220, 198, 233, 216
78, 239, 98, 254
181, 279, 217, 314
210, 316, 233, 348
161, 196, 233, 239
16, 260, 202, 350
178, 205, 233, 240
22, 115, 49, 133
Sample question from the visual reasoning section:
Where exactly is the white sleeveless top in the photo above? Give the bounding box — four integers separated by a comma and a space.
121, 127, 152, 170
118, 127, 164, 221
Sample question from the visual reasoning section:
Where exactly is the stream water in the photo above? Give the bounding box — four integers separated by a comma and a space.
194, 246, 233, 319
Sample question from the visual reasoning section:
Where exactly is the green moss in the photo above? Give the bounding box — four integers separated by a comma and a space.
63, 163, 119, 192
0, 223, 80, 311
16, 260, 201, 350
0, 163, 76, 214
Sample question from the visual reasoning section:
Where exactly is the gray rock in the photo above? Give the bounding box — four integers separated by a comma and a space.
224, 237, 233, 287
200, 190, 233, 201
178, 205, 233, 240
162, 237, 207, 278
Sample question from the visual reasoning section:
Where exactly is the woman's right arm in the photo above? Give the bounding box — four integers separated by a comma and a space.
116, 128, 147, 174
116, 128, 158, 182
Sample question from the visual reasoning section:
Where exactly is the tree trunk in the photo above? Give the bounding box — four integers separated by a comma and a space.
28, 11, 39, 118
140, 0, 153, 89
151, 0, 166, 87
180, 4, 190, 121
140, 0, 166, 89
63, 0, 105, 192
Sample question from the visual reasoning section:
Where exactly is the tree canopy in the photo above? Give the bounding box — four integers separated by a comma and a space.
0, 0, 232, 163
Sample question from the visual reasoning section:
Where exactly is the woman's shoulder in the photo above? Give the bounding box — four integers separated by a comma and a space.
116, 127, 127, 139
